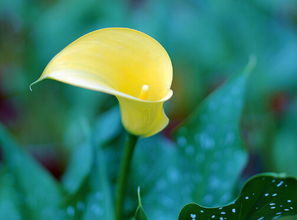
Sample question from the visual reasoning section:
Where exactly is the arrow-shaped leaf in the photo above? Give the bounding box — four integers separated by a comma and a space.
175, 58, 255, 206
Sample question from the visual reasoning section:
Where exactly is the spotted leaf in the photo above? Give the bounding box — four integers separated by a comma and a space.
179, 173, 297, 220
61, 113, 115, 220
175, 58, 256, 206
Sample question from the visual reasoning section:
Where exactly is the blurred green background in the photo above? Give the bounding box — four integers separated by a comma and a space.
0, 0, 297, 206
1, 0, 297, 178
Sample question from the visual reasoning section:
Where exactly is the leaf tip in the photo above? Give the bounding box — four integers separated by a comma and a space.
244, 55, 257, 76
137, 186, 142, 206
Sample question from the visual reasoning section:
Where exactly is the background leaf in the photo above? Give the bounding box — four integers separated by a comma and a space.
130, 136, 183, 219
272, 101, 297, 177
60, 110, 116, 220
127, 64, 253, 219
174, 64, 253, 207
82, 150, 114, 220
178, 173, 297, 220
0, 124, 65, 220
62, 138, 93, 194
0, 168, 22, 220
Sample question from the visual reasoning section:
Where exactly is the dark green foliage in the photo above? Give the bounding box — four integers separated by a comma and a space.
179, 174, 297, 220
0, 125, 66, 220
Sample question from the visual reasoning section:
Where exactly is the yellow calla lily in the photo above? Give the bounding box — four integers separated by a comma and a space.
31, 28, 173, 137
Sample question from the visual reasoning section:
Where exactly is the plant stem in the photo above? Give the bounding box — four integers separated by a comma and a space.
115, 133, 138, 220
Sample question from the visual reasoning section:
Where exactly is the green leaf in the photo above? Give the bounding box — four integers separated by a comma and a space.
127, 61, 255, 219
179, 173, 297, 220
61, 152, 114, 220
175, 59, 255, 206
61, 110, 116, 220
0, 168, 22, 220
63, 149, 114, 220
272, 101, 297, 177
62, 140, 93, 194
135, 187, 148, 220
0, 124, 65, 220
93, 107, 122, 146
131, 136, 185, 219
82, 109, 117, 220
82, 149, 114, 220
62, 107, 121, 194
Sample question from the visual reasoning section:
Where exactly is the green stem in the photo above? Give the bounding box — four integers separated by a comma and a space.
115, 133, 138, 220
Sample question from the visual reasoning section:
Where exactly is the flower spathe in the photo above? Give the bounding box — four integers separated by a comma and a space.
32, 28, 173, 137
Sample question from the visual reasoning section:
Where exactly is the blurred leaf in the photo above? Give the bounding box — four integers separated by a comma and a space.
272, 101, 297, 177
131, 136, 185, 220
33, 0, 127, 65
273, 129, 297, 177
82, 149, 114, 220
280, 217, 297, 220
0, 168, 22, 220
61, 113, 92, 195
135, 187, 148, 220
93, 107, 122, 146
174, 61, 254, 206
0, 124, 65, 220
62, 107, 121, 194
60, 149, 114, 220
179, 173, 297, 220
61, 110, 116, 220
62, 140, 93, 194
82, 109, 119, 220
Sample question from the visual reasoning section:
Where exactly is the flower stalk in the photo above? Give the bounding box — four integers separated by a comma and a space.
115, 133, 138, 220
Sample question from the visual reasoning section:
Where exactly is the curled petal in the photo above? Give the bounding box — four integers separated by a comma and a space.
117, 90, 173, 137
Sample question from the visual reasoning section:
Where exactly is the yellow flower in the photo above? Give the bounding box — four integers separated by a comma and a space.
31, 28, 173, 137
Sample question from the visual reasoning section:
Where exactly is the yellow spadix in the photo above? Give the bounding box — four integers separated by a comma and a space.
31, 28, 173, 137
